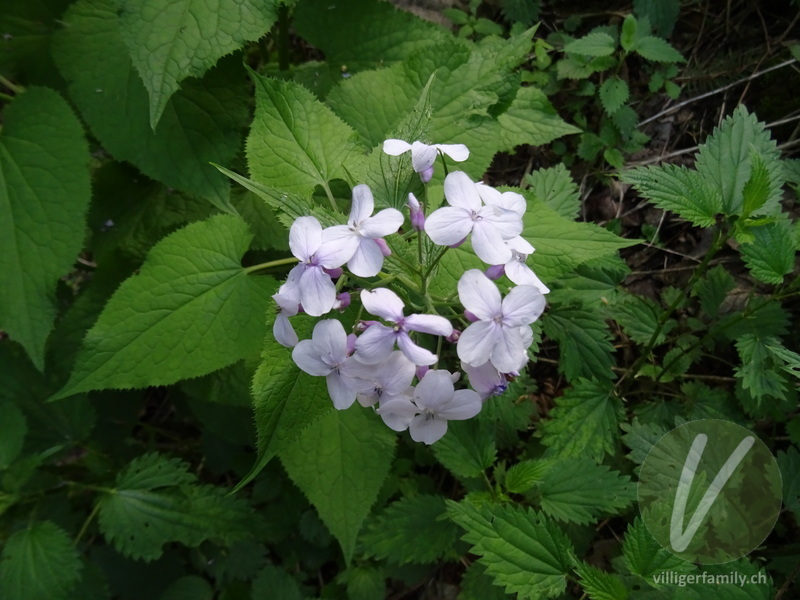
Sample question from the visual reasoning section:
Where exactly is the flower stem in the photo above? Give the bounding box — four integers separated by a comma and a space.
244, 256, 299, 274
322, 181, 339, 212
0, 75, 24, 94
438, 151, 450, 177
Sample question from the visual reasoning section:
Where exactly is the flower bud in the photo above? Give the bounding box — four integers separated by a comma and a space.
374, 238, 392, 257
484, 264, 505, 280
346, 333, 358, 355
446, 329, 461, 343
464, 310, 479, 323
334, 292, 351, 310
419, 165, 434, 183
324, 267, 343, 279
415, 365, 429, 381
407, 193, 425, 231
356, 319, 379, 333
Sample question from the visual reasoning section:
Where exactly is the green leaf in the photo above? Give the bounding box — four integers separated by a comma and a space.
98, 453, 253, 561
739, 220, 796, 284
460, 562, 514, 600
633, 0, 680, 37
621, 164, 723, 227
431, 417, 497, 479
631, 35, 684, 62
504, 459, 551, 494
360, 494, 460, 565
622, 517, 690, 578
119, 0, 277, 128
599, 77, 630, 115
539, 379, 623, 461
160, 576, 213, 600
620, 15, 638, 52
614, 293, 673, 346
0, 87, 91, 370
693, 265, 734, 318
536, 458, 635, 524
497, 86, 581, 149
734, 334, 789, 408
251, 566, 303, 600
526, 163, 581, 219
279, 407, 395, 564
564, 32, 617, 57
777, 446, 800, 522
694, 105, 781, 215
52, 215, 275, 400
0, 401, 27, 469
53, 0, 249, 211
543, 308, 616, 382
574, 562, 629, 600
293, 0, 451, 71
0, 521, 82, 600
741, 151, 771, 217
522, 198, 640, 281
446, 500, 574, 599
247, 72, 363, 198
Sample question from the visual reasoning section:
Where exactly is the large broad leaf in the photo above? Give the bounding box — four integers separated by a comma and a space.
280, 407, 396, 564
622, 517, 691, 579
246, 73, 363, 199
0, 87, 91, 370
0, 520, 82, 600
447, 500, 574, 599
119, 0, 278, 128
543, 308, 616, 381
522, 198, 640, 282
739, 220, 796, 284
52, 215, 275, 400
53, 0, 249, 211
496, 86, 580, 148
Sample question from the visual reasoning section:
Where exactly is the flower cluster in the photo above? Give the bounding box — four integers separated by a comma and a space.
272, 140, 547, 444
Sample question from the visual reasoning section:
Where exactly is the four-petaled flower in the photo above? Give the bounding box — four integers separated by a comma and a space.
325, 185, 403, 277
457, 269, 546, 373
356, 288, 453, 366
425, 171, 523, 265
407, 369, 482, 444
383, 139, 469, 182
292, 320, 361, 410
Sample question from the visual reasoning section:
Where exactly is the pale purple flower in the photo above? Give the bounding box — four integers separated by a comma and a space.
476, 183, 526, 216
504, 248, 550, 293
292, 320, 361, 410
383, 139, 469, 183
283, 216, 353, 317
408, 369, 482, 444
350, 351, 416, 407
355, 288, 453, 366
457, 269, 546, 373
273, 288, 300, 348
407, 193, 425, 231
325, 185, 403, 277
425, 171, 523, 265
375, 394, 419, 432
463, 361, 508, 400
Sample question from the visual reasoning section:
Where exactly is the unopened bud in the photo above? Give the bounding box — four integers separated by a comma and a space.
446, 329, 461, 343
484, 264, 505, 280
464, 310, 479, 323
356, 320, 379, 333
334, 292, 351, 310
324, 267, 343, 278
415, 365, 429, 381
419, 165, 434, 183
374, 238, 392, 257
346, 333, 357, 355
407, 193, 425, 231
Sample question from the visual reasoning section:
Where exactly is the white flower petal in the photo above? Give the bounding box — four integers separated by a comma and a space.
410, 141, 438, 173
349, 184, 374, 225
360, 287, 405, 321
348, 239, 385, 277
438, 389, 482, 420
404, 313, 453, 337
464, 361, 506, 399
312, 319, 348, 363
489, 326, 525, 373
292, 339, 332, 376
327, 371, 357, 410
289, 216, 322, 260
457, 320, 500, 367
397, 333, 438, 366
376, 395, 418, 431
354, 324, 397, 364
318, 228, 359, 268
507, 236, 535, 255
298, 267, 336, 317
360, 208, 404, 238
273, 313, 298, 348
435, 143, 469, 163
471, 220, 513, 265
505, 260, 550, 293
409, 414, 448, 444
424, 206, 473, 246
443, 171, 481, 211
481, 205, 524, 239
380, 352, 417, 395
457, 270, 502, 320
502, 285, 546, 327
382, 139, 412, 155
414, 370, 455, 410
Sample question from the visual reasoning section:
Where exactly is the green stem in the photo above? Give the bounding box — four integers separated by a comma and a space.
438, 151, 450, 178
244, 256, 299, 274
321, 181, 339, 212
0, 74, 24, 94
74, 501, 103, 547
0, 91, 14, 102
617, 224, 730, 389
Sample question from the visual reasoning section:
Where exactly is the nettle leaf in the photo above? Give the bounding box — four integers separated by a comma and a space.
564, 32, 617, 57
526, 163, 581, 219
247, 73, 363, 198
621, 164, 723, 227
293, 0, 451, 71
536, 458, 635, 524
460, 562, 514, 600
0, 87, 91, 371
539, 379, 624, 461
280, 407, 396, 564
496, 86, 581, 149
622, 517, 690, 579
614, 293, 673, 347
98, 453, 254, 561
251, 566, 304, 600
53, 0, 249, 211
543, 308, 616, 382
161, 576, 213, 600
734, 334, 789, 410
599, 76, 629, 115
431, 417, 497, 479
446, 500, 574, 599
0, 520, 82, 600
694, 105, 781, 215
739, 220, 796, 284
119, 0, 277, 128
0, 401, 27, 469
693, 264, 734, 319
574, 562, 629, 600
360, 494, 461, 565
522, 198, 640, 282
631, 35, 685, 62
504, 460, 551, 494
52, 215, 275, 400
777, 446, 800, 522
